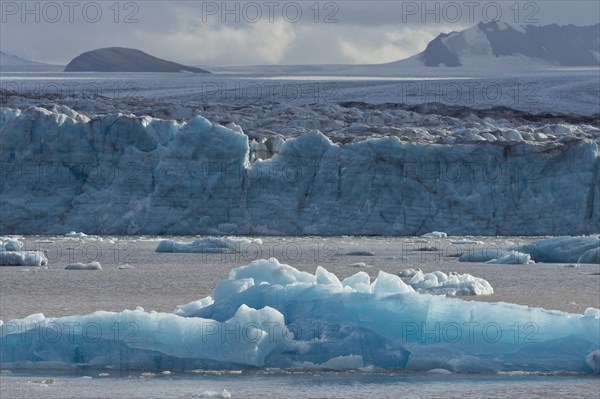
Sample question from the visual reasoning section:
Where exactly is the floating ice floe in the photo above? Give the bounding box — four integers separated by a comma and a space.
398, 268, 421, 277
0, 251, 48, 267
451, 239, 484, 245
348, 262, 371, 268
0, 238, 48, 266
1, 258, 598, 373
459, 249, 532, 264
1, 238, 23, 251
66, 231, 87, 237
64, 261, 102, 270
422, 232, 447, 238
514, 236, 600, 263
155, 237, 263, 253
408, 270, 494, 296
485, 251, 533, 264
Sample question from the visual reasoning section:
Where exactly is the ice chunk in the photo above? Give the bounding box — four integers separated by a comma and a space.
341, 271, 371, 293
315, 266, 342, 287
229, 258, 315, 285
422, 232, 447, 238
348, 262, 371, 268
514, 235, 599, 263
155, 237, 262, 253
214, 279, 255, 301
451, 239, 484, 245
66, 231, 87, 237
398, 268, 421, 277
64, 261, 102, 270
201, 390, 231, 398
409, 270, 494, 295
459, 249, 511, 262
578, 247, 600, 264
0, 251, 48, 266
174, 297, 215, 317
485, 251, 532, 264
1, 239, 23, 251
370, 271, 414, 296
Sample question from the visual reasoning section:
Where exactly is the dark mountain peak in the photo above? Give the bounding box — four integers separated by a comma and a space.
64, 47, 210, 73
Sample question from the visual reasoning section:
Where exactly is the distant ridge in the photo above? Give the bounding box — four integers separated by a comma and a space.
393, 22, 600, 67
64, 47, 210, 73
0, 51, 56, 70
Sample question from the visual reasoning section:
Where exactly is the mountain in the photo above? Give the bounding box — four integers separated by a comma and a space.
0, 51, 56, 70
64, 47, 210, 73
394, 22, 600, 67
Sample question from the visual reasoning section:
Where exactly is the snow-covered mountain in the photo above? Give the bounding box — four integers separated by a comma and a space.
395, 22, 600, 68
0, 51, 52, 69
64, 47, 210, 73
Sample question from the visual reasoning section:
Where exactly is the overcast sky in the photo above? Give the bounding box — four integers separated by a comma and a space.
1, 1, 599, 66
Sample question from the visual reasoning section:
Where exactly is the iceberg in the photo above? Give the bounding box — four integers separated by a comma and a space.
514, 236, 600, 263
155, 237, 262, 253
485, 251, 533, 264
1, 238, 23, 251
2, 259, 598, 373
64, 261, 102, 270
422, 232, 448, 238
1, 106, 598, 236
408, 270, 493, 295
0, 250, 48, 266
0, 238, 48, 266
398, 268, 421, 277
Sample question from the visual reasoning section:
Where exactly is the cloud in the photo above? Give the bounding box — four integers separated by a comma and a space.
131, 20, 297, 65
338, 26, 451, 64
0, 1, 598, 66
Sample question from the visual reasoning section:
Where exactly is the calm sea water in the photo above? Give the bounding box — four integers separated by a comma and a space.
1, 235, 599, 398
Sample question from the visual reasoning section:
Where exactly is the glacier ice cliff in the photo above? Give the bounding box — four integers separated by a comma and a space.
1, 259, 598, 372
1, 106, 599, 235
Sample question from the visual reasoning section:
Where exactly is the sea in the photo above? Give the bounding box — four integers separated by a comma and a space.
1, 235, 599, 398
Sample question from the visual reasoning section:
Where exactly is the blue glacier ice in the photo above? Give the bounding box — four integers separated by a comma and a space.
1, 106, 599, 235
514, 236, 600, 263
1, 259, 598, 373
459, 236, 600, 264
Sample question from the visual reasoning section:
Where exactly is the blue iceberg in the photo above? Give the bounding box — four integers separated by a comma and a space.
514, 235, 600, 263
1, 259, 598, 373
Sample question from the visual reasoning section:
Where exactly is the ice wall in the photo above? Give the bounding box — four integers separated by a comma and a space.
1, 107, 598, 235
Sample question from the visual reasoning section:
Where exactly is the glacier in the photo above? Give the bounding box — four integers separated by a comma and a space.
1, 106, 599, 236
1, 258, 598, 373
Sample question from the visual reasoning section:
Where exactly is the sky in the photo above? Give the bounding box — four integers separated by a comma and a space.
1, 0, 599, 66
